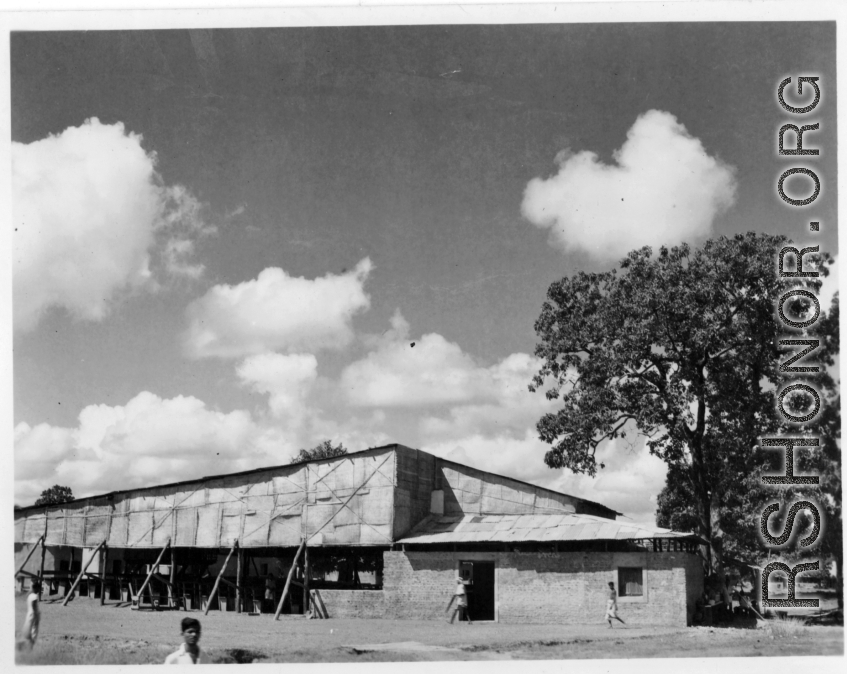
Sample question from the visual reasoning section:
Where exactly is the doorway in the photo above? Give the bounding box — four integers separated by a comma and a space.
459, 560, 495, 621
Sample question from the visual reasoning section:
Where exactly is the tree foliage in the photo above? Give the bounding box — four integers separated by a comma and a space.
289, 440, 348, 464
34, 484, 74, 507
657, 290, 840, 604
530, 233, 836, 591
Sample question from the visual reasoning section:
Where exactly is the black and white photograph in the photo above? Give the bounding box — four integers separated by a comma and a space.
5, 1, 845, 666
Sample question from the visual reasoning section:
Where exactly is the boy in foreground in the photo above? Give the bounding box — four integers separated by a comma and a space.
165, 617, 202, 664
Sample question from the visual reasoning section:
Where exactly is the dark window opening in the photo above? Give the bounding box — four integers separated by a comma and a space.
618, 567, 643, 596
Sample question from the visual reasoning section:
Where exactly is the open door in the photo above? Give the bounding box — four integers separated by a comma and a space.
459, 560, 495, 621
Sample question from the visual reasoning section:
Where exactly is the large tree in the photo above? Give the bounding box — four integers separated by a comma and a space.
529, 232, 835, 596
289, 440, 348, 464
34, 484, 74, 506
657, 295, 840, 600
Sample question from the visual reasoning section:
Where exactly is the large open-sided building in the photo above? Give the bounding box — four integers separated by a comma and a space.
14, 443, 704, 625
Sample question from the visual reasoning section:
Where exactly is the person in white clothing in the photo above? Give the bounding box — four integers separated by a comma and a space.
19, 580, 41, 650
165, 617, 202, 664
605, 581, 626, 628
446, 575, 473, 625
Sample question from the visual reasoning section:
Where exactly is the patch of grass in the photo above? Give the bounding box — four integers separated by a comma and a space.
766, 615, 808, 640
462, 638, 588, 653
15, 638, 167, 665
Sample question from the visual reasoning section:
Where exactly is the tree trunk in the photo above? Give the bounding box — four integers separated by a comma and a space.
710, 494, 732, 606
691, 458, 730, 604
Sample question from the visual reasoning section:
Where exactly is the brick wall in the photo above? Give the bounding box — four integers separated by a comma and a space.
317, 589, 385, 618
380, 550, 701, 626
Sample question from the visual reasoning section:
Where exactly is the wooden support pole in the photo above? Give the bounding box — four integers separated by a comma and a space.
204, 542, 237, 616
38, 537, 48, 599
236, 546, 243, 614
39, 510, 49, 598
133, 540, 171, 609
274, 539, 306, 620
62, 541, 106, 606
303, 543, 309, 614
100, 545, 108, 605
15, 536, 44, 576
170, 547, 176, 607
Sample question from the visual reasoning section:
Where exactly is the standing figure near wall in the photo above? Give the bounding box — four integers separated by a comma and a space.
605, 582, 626, 628
264, 572, 276, 611
446, 576, 473, 625
19, 580, 42, 650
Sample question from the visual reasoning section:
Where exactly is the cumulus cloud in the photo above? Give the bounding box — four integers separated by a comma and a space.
237, 352, 318, 420
419, 352, 558, 438
13, 385, 397, 506
13, 118, 212, 331
237, 351, 395, 452
522, 110, 737, 261
341, 311, 511, 407
183, 258, 373, 359
155, 184, 216, 280
14, 392, 267, 505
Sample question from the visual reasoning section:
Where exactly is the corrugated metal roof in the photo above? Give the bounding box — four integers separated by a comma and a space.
397, 513, 701, 545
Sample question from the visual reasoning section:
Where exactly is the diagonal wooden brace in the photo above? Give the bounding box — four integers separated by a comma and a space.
132, 540, 171, 608
62, 540, 106, 606
204, 541, 237, 615
15, 536, 44, 577
274, 539, 305, 620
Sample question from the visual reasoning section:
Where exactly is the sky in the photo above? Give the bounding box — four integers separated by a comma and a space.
10, 23, 838, 524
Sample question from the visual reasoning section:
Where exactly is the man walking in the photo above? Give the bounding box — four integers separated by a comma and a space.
19, 579, 42, 650
446, 575, 473, 625
605, 581, 626, 628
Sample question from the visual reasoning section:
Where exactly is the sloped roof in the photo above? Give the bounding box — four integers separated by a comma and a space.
397, 512, 703, 544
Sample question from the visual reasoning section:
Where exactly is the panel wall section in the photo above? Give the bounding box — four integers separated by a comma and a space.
436, 461, 583, 517
13, 448, 399, 549
393, 445, 436, 539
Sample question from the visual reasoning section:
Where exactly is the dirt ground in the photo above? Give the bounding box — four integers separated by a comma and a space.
14, 593, 844, 664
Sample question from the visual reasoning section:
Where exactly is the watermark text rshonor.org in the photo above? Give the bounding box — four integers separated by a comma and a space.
759, 75, 827, 608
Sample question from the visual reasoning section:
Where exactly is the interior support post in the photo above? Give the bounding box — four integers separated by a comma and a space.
100, 545, 108, 605
274, 539, 306, 620
236, 546, 243, 614
303, 543, 309, 615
